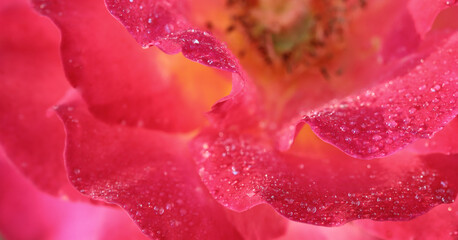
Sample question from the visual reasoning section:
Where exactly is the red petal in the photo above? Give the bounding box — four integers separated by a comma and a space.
55, 94, 286, 239
0, 151, 148, 240
294, 33, 458, 159
104, 0, 238, 71
224, 204, 288, 240
32, 0, 207, 132
408, 0, 457, 37
104, 0, 264, 129
409, 118, 458, 155
191, 129, 458, 225
278, 221, 376, 240
357, 197, 458, 239
0, 0, 84, 199
380, 11, 421, 62
381, 1, 458, 62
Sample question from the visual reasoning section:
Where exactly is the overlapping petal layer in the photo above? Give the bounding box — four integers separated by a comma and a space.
278, 221, 376, 240
15, 0, 457, 237
0, 0, 82, 199
104, 0, 457, 160
0, 150, 148, 240
408, 0, 457, 37
276, 5, 458, 157
357, 197, 458, 239
298, 33, 457, 159
381, 0, 457, 61
409, 119, 458, 155
55, 95, 286, 239
104, 0, 263, 129
191, 129, 458, 225
101, 0, 458, 227
32, 0, 211, 132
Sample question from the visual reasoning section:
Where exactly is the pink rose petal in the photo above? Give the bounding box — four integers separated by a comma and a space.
381, 0, 457, 62
32, 0, 209, 132
294, 32, 458, 159
191, 129, 458, 225
0, 149, 149, 240
408, 0, 457, 37
55, 94, 285, 239
105, 0, 238, 72
380, 11, 421, 62
357, 197, 458, 239
409, 118, 458, 155
278, 221, 377, 240
104, 0, 263, 129
0, 0, 83, 199
224, 204, 288, 240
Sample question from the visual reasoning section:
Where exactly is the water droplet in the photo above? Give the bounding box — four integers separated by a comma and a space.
441, 181, 448, 187
372, 135, 382, 141
202, 151, 210, 159
192, 39, 200, 44
158, 208, 165, 215
385, 120, 397, 128
231, 166, 239, 175
307, 206, 317, 213
430, 84, 441, 92
246, 192, 255, 197
285, 198, 295, 204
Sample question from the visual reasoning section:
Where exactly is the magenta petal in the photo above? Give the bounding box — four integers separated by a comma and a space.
0, 151, 149, 240
55, 94, 285, 239
32, 0, 207, 132
409, 118, 458, 155
295, 33, 458, 159
105, 0, 238, 72
104, 0, 263, 128
224, 204, 288, 240
357, 197, 458, 239
104, 0, 190, 48
380, 11, 421, 62
278, 221, 375, 240
0, 0, 85, 199
408, 0, 457, 37
192, 129, 458, 225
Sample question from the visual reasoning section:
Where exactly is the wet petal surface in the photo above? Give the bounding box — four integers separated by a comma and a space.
409, 118, 458, 155
296, 33, 458, 159
104, 0, 263, 129
192, 129, 458, 225
33, 0, 209, 132
56, 94, 286, 239
55, 95, 242, 239
357, 197, 458, 239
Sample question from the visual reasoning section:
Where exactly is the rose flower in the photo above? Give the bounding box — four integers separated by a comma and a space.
0, 0, 457, 239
